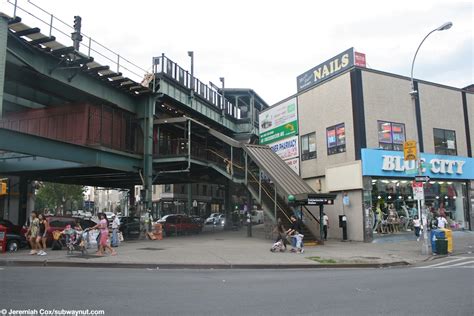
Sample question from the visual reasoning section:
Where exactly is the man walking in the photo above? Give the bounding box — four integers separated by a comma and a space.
111, 214, 121, 247
322, 212, 329, 241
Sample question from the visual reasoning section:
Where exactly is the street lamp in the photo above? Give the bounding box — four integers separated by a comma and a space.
410, 22, 453, 96
220, 77, 225, 116
409, 21, 452, 255
188, 51, 194, 92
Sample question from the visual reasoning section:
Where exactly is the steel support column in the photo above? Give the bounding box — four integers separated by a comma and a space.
142, 96, 155, 212
0, 17, 8, 118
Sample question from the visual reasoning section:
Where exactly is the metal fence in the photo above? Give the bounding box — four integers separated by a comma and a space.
6, 0, 148, 83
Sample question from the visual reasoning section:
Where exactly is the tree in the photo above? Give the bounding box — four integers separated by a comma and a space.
35, 182, 85, 214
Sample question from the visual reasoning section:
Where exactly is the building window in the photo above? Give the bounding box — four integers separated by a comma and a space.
327, 123, 346, 155
301, 132, 316, 161
164, 184, 171, 193
378, 121, 406, 151
181, 185, 186, 194
202, 185, 207, 196
434, 128, 457, 155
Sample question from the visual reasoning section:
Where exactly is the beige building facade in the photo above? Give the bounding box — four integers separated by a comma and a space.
272, 49, 474, 242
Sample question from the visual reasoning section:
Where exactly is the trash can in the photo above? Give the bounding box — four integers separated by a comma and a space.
441, 228, 453, 253
435, 239, 448, 255
431, 229, 446, 254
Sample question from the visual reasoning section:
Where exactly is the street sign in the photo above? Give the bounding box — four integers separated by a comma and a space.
404, 140, 417, 161
412, 182, 424, 200
415, 176, 430, 182
307, 197, 334, 205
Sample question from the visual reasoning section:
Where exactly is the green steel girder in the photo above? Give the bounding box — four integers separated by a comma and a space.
0, 156, 83, 172
0, 128, 141, 172
6, 34, 141, 113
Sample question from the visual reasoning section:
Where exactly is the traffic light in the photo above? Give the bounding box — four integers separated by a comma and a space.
73, 16, 82, 32
0, 181, 7, 196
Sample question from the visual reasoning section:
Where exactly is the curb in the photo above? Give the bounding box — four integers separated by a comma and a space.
0, 260, 410, 270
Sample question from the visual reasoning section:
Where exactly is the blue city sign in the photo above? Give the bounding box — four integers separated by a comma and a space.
361, 149, 474, 180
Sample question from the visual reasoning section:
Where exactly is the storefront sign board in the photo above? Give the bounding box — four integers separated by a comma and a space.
259, 98, 298, 144
268, 136, 299, 160
361, 149, 474, 180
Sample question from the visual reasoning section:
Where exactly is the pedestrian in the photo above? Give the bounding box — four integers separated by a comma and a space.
437, 215, 448, 229
91, 213, 116, 256
322, 212, 329, 241
25, 211, 40, 255
272, 218, 287, 251
413, 215, 421, 241
111, 214, 121, 247
286, 215, 304, 254
36, 213, 49, 256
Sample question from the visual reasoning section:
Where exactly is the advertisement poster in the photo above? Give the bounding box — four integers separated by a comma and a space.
285, 157, 300, 175
268, 136, 299, 160
259, 98, 298, 144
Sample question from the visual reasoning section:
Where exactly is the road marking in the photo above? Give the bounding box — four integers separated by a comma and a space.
416, 257, 468, 269
437, 260, 474, 268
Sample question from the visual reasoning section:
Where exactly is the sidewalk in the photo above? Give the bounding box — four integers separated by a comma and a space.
1, 226, 473, 269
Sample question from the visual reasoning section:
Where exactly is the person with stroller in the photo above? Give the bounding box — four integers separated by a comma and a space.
90, 213, 117, 256
286, 215, 304, 254
271, 218, 287, 252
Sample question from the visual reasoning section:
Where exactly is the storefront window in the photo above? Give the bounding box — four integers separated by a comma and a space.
327, 123, 345, 155
370, 179, 468, 234
378, 121, 405, 151
301, 132, 316, 161
434, 128, 457, 155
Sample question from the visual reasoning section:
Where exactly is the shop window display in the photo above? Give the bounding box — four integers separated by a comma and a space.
370, 179, 467, 235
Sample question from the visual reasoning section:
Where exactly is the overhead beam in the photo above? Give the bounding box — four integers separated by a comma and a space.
7, 34, 140, 113
0, 128, 142, 173
0, 17, 7, 118
3, 92, 47, 109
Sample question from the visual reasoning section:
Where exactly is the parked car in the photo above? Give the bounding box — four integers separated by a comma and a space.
205, 213, 221, 225
105, 212, 115, 220
119, 216, 140, 240
190, 216, 204, 224
5, 231, 29, 252
215, 214, 225, 226
44, 216, 97, 245
0, 218, 27, 235
157, 214, 203, 236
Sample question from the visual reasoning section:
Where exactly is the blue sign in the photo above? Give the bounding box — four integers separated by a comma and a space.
361, 149, 474, 180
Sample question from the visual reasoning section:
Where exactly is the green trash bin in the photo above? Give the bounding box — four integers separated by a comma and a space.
435, 238, 448, 255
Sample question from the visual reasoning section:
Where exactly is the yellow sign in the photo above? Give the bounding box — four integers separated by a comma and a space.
0, 182, 6, 195
404, 140, 417, 161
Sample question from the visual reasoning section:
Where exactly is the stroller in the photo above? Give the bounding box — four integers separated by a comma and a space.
270, 239, 286, 252
64, 227, 90, 255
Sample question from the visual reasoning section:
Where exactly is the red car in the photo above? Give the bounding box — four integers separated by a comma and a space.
0, 219, 27, 235
157, 214, 203, 236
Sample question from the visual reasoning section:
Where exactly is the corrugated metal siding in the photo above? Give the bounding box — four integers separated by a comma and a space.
243, 144, 314, 196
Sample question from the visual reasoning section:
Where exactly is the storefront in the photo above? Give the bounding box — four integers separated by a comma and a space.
361, 149, 473, 239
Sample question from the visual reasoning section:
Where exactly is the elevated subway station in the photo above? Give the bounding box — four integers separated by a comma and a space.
0, 4, 320, 241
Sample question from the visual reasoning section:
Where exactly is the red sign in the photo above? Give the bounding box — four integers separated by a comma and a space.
354, 52, 366, 67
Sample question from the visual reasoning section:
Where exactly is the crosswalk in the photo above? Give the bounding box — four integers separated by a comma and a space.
416, 257, 474, 269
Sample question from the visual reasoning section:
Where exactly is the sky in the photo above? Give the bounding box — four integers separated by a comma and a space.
2, 0, 472, 105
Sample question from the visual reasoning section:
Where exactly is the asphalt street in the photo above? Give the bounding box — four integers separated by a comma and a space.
0, 261, 473, 316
